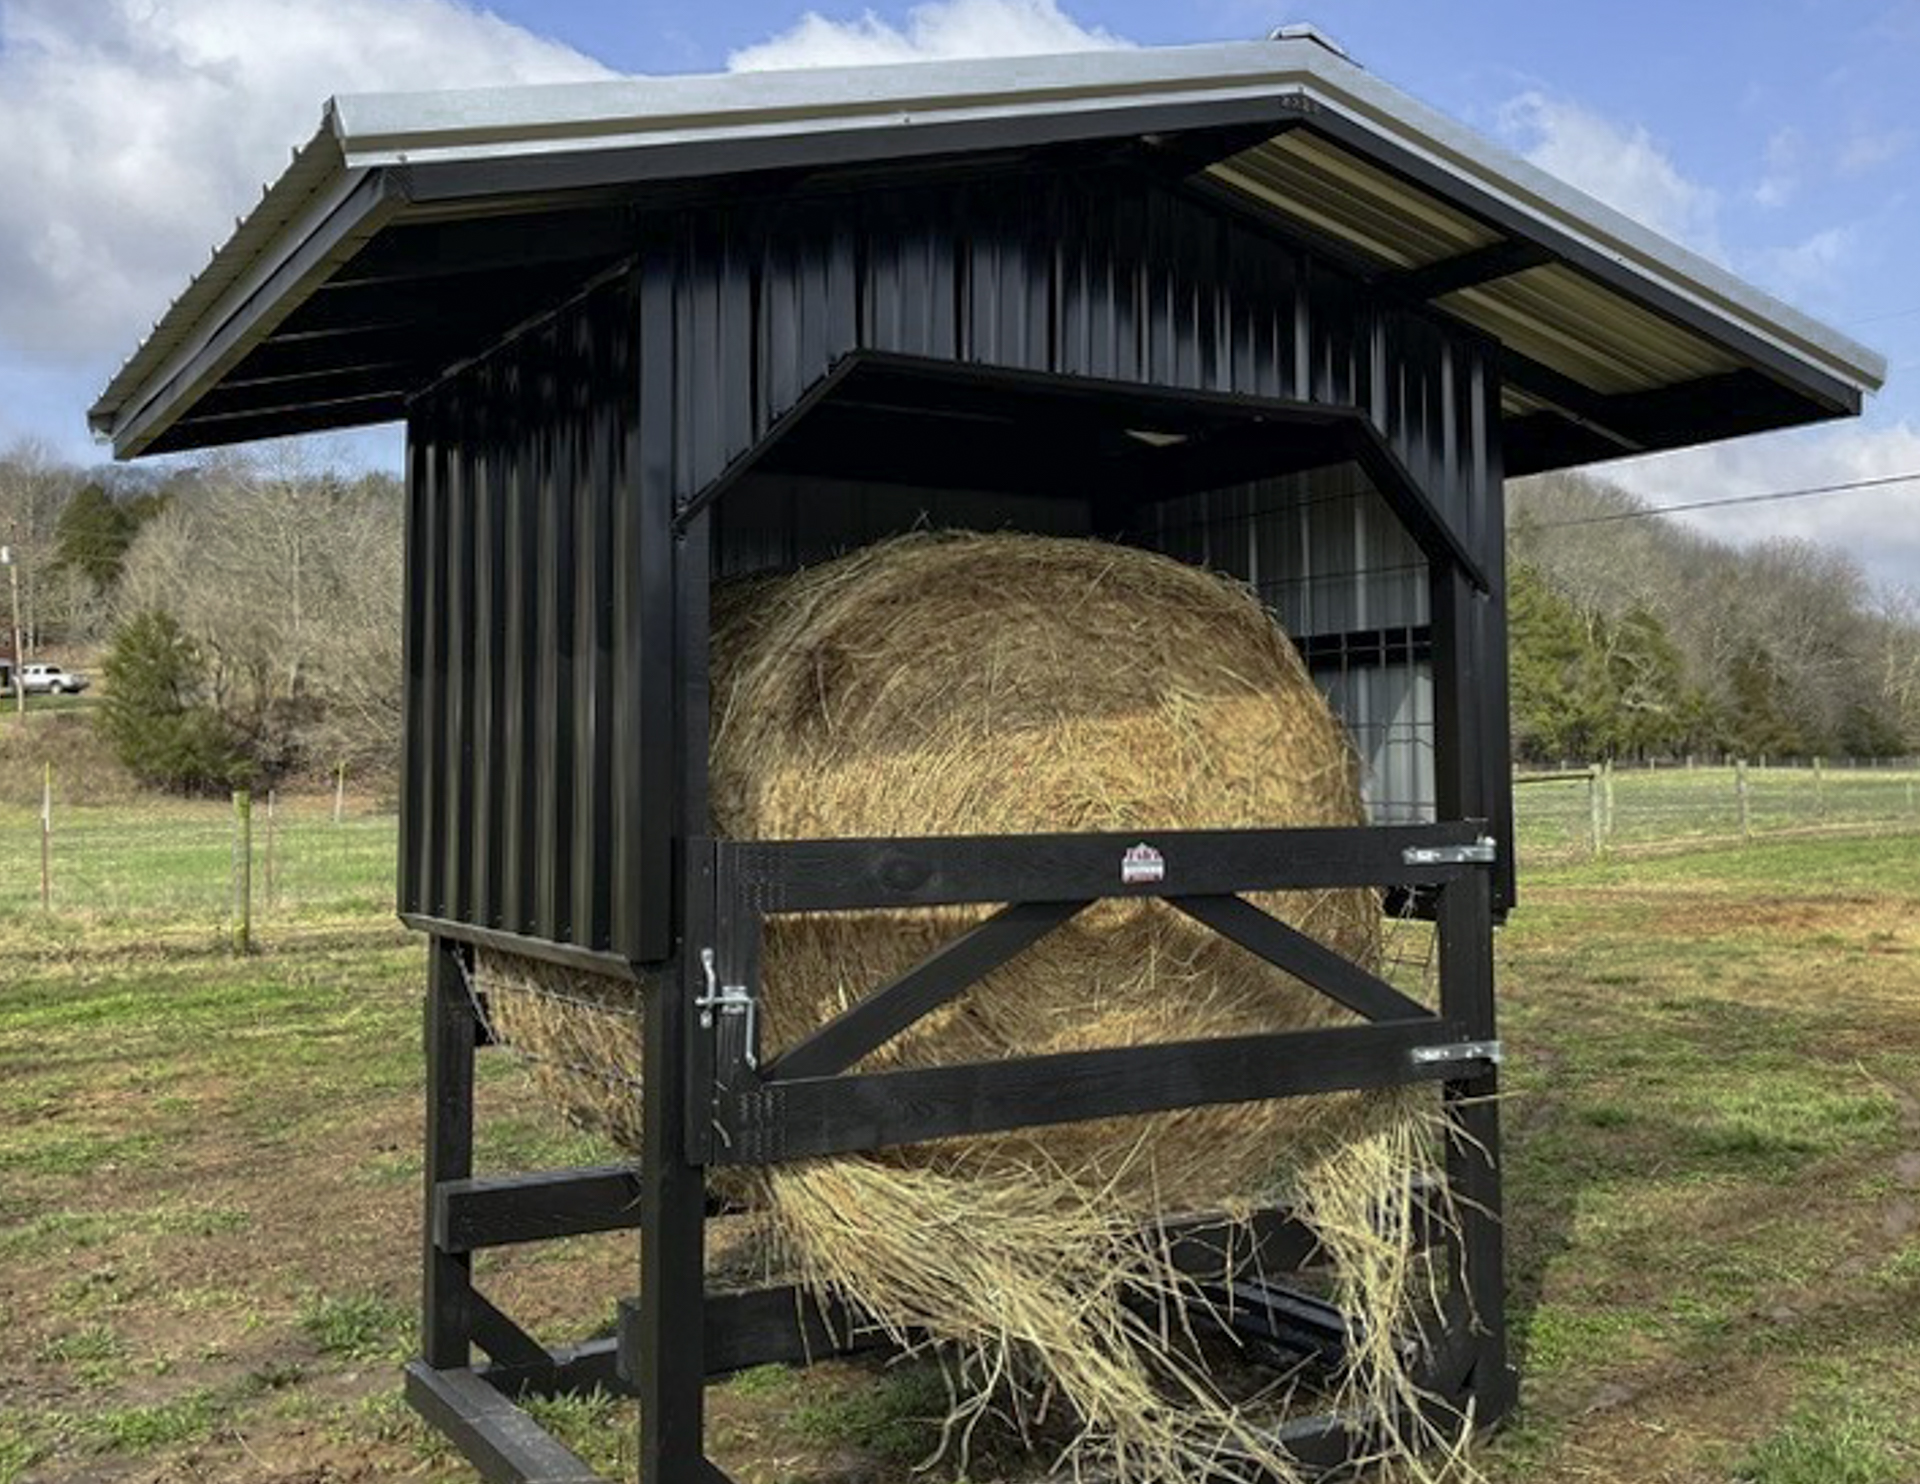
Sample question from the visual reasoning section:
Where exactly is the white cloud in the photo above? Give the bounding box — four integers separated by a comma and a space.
1838, 126, 1913, 176
1497, 91, 1721, 259
1751, 125, 1804, 209
728, 0, 1127, 72
0, 0, 611, 373
1754, 224, 1859, 304
1602, 419, 1920, 593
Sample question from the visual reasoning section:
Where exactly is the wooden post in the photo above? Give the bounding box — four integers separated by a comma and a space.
334, 760, 347, 825
1588, 766, 1605, 857
231, 788, 252, 954
423, 936, 476, 1368
39, 760, 51, 911
264, 788, 277, 910
1736, 759, 1752, 845
1603, 759, 1617, 843
5, 550, 23, 717
1437, 864, 1517, 1421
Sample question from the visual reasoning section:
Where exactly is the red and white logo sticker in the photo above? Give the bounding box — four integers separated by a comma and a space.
1121, 843, 1166, 885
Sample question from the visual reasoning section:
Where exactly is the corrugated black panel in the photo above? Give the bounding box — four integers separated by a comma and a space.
655, 168, 1496, 566
403, 272, 651, 956
402, 159, 1514, 958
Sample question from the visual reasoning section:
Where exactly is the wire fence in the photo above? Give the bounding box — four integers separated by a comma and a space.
1515, 759, 1920, 866
4, 760, 1918, 948
0, 783, 396, 947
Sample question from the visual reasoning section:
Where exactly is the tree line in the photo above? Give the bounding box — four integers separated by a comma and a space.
1, 441, 401, 791
1507, 472, 1918, 765
4, 440, 1915, 792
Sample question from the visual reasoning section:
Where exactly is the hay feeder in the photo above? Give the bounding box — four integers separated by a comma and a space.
90, 27, 1884, 1484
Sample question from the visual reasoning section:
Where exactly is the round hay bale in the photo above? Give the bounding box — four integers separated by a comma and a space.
710, 529, 1380, 1204
482, 531, 1458, 1482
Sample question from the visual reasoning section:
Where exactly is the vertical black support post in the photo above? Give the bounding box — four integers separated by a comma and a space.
1429, 556, 1515, 1423
633, 234, 714, 1481
423, 933, 476, 1369
1436, 869, 1515, 1421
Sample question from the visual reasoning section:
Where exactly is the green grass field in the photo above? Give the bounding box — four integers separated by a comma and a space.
1515, 762, 1920, 864
1, 803, 1917, 1481
2, 764, 1914, 937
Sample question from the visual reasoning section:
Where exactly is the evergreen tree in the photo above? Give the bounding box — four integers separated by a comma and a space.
98, 611, 248, 792
1507, 560, 1616, 762
52, 483, 167, 588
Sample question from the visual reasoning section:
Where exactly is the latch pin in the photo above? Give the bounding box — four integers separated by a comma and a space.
696, 947, 759, 1070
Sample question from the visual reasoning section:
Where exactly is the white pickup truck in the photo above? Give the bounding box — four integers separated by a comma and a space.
19, 663, 90, 695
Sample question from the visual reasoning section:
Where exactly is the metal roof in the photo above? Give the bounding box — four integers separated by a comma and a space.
90, 35, 1884, 467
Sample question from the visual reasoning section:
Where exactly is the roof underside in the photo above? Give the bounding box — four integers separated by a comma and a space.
90, 38, 1883, 474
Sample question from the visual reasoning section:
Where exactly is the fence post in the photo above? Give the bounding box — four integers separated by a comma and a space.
1588, 766, 1605, 858
334, 761, 347, 825
1736, 759, 1752, 845
232, 788, 253, 955
264, 787, 277, 910
40, 760, 51, 912
1603, 759, 1617, 843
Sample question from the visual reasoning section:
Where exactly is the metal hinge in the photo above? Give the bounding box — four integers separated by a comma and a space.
696, 947, 759, 1070
1402, 836, 1498, 867
1410, 1039, 1503, 1068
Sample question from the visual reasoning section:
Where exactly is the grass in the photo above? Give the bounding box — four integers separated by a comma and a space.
298, 1289, 414, 1362
1, 792, 1917, 1482
1515, 762, 1920, 866
1735, 1398, 1908, 1484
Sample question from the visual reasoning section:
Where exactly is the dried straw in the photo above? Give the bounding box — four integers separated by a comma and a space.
481, 532, 1479, 1480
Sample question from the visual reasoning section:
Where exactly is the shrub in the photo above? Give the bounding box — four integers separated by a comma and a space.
97, 611, 248, 793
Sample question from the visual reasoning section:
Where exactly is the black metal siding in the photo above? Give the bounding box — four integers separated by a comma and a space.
403, 270, 660, 958
401, 160, 1514, 958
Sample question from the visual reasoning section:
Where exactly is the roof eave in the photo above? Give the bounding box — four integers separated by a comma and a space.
92, 38, 1885, 461
89, 124, 405, 459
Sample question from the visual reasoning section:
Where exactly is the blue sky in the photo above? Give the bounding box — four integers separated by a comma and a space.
2, 0, 1915, 584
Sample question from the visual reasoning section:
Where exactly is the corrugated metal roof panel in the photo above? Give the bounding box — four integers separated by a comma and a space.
1207, 130, 1498, 269
1439, 262, 1742, 394
87, 36, 1885, 461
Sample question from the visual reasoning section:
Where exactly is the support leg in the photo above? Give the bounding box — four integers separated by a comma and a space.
1437, 868, 1517, 1423
634, 953, 713, 1481
425, 934, 477, 1368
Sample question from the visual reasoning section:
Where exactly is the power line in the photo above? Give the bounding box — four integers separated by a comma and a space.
1850, 303, 1920, 328
1532, 470, 1920, 529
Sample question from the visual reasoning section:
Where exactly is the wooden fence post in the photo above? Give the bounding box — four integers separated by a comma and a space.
1588, 766, 1605, 857
264, 788, 277, 910
40, 760, 51, 911
1736, 759, 1752, 845
1603, 759, 1617, 842
232, 789, 253, 955
334, 761, 347, 825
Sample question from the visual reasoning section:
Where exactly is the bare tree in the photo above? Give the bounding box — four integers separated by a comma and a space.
0, 439, 79, 652
115, 448, 405, 778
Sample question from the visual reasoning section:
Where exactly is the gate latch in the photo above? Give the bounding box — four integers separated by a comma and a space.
697, 947, 759, 1070
1410, 1039, 1503, 1068
1402, 837, 1498, 867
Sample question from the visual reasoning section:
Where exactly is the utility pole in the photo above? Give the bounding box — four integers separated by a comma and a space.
2, 545, 23, 716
